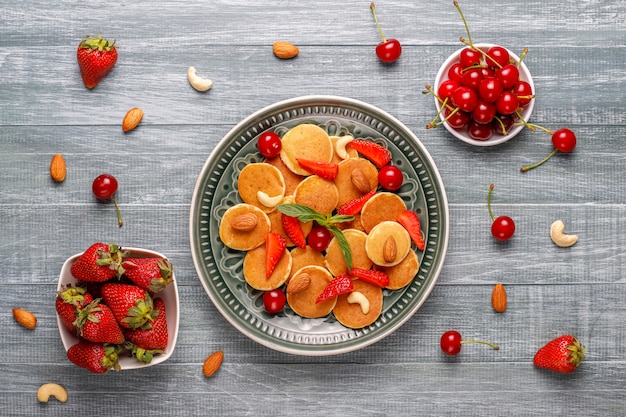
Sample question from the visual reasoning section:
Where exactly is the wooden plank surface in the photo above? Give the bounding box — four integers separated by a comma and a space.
1, 0, 625, 415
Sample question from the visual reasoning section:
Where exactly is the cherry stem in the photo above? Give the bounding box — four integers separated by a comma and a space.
520, 148, 558, 173
110, 195, 123, 227
487, 184, 496, 221
461, 339, 500, 350
454, 1, 473, 46
517, 47, 529, 69
370, 2, 387, 43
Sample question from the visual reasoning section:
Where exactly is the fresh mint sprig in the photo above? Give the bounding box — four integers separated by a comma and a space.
277, 204, 354, 270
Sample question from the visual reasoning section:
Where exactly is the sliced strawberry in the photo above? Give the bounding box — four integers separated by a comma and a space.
397, 210, 425, 251
350, 268, 390, 288
347, 140, 392, 168
336, 190, 376, 216
295, 158, 338, 180
281, 214, 306, 249
265, 232, 287, 278
316, 274, 354, 303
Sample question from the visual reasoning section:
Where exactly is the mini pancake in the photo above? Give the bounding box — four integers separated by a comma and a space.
279, 124, 334, 176
360, 192, 407, 233
333, 278, 383, 329
330, 135, 359, 164
237, 163, 286, 213
286, 265, 336, 319
334, 158, 378, 207
365, 221, 412, 267
242, 244, 292, 291
218, 203, 271, 251
288, 246, 326, 282
336, 214, 365, 233
324, 229, 372, 277
293, 175, 339, 215
375, 250, 419, 290
267, 196, 313, 248
265, 156, 304, 196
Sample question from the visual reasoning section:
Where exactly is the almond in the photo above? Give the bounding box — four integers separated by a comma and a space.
49, 153, 67, 182
231, 213, 258, 231
350, 169, 372, 193
383, 236, 397, 263
13, 308, 37, 329
491, 283, 507, 313
286, 273, 311, 295
122, 107, 144, 132
202, 350, 224, 377
273, 41, 299, 59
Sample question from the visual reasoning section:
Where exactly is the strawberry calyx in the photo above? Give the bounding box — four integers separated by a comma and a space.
72, 298, 104, 332
125, 341, 164, 364
101, 343, 122, 372
95, 243, 128, 277
566, 337, 586, 368
57, 285, 89, 306
80, 34, 116, 52
123, 292, 157, 330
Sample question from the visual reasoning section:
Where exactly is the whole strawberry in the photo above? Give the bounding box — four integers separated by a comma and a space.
123, 257, 173, 293
101, 283, 157, 329
67, 340, 122, 374
70, 242, 127, 283
73, 299, 125, 344
533, 334, 586, 373
55, 285, 94, 333
77, 34, 118, 89
124, 298, 168, 363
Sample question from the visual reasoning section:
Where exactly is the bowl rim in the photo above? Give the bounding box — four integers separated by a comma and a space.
57, 246, 180, 370
433, 42, 535, 147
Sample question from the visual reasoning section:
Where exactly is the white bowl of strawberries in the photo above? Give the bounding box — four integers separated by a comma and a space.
432, 43, 535, 146
56, 243, 179, 373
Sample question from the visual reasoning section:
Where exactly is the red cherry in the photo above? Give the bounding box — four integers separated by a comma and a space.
486, 46, 510, 68
467, 119, 493, 141
263, 289, 286, 314
92, 174, 123, 227
451, 86, 479, 112
460, 68, 483, 91
444, 108, 470, 129
308, 225, 332, 252
521, 128, 577, 172
487, 184, 514, 241
472, 100, 497, 125
492, 114, 516, 135
478, 76, 503, 102
440, 330, 500, 356
459, 47, 481, 68
495, 91, 519, 115
448, 63, 464, 83
257, 132, 282, 158
512, 81, 534, 106
370, 2, 401, 63
378, 165, 403, 191
437, 79, 460, 100
495, 64, 520, 89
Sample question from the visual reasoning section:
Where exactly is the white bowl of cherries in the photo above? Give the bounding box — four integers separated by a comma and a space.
431, 42, 535, 146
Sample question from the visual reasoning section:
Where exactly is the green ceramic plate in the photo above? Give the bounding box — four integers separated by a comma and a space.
190, 96, 449, 356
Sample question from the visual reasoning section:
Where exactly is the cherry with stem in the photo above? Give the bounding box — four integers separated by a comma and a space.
440, 330, 500, 356
370, 2, 402, 63
92, 173, 123, 227
521, 127, 577, 172
487, 184, 515, 241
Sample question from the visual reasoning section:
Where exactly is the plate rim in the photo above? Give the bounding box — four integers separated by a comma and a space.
189, 95, 449, 356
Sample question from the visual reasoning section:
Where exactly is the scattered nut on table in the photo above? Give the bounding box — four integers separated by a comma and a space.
550, 220, 578, 247
37, 383, 68, 403
12, 308, 37, 329
122, 107, 144, 132
49, 153, 67, 182
202, 350, 224, 377
491, 283, 507, 313
187, 66, 213, 92
273, 41, 299, 59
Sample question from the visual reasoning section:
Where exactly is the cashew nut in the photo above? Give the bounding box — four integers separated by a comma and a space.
347, 291, 370, 315
37, 383, 68, 403
257, 190, 284, 208
334, 135, 354, 160
550, 220, 578, 247
187, 66, 213, 92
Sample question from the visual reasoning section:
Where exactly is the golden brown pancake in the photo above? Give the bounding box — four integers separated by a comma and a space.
218, 203, 271, 251
265, 156, 304, 196
288, 246, 326, 282
324, 229, 372, 277
293, 175, 339, 215
242, 244, 292, 291
286, 265, 336, 318
360, 192, 407, 233
333, 278, 383, 329
237, 163, 286, 213
365, 221, 412, 267
375, 250, 419, 290
335, 214, 365, 232
279, 124, 334, 176
334, 158, 378, 207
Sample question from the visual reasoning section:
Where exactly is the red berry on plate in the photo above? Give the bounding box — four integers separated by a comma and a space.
487, 184, 515, 241
440, 330, 500, 356
296, 158, 339, 180
265, 232, 287, 278
478, 76, 503, 103
347, 139, 392, 168
486, 45, 510, 68
307, 225, 332, 252
396, 209, 425, 251
472, 100, 497, 125
316, 274, 353, 303
459, 47, 481, 68
495, 63, 520, 89
467, 119, 493, 141
451, 86, 479, 113
495, 91, 519, 115
92, 173, 123, 227
257, 132, 282, 158
378, 165, 403, 191
263, 289, 286, 314
370, 2, 402, 63
513, 80, 534, 106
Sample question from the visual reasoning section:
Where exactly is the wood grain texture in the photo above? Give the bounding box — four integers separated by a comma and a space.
1, 0, 625, 416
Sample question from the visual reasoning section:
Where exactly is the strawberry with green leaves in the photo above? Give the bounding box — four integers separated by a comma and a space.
101, 283, 157, 329
397, 210, 425, 251
77, 34, 118, 89
123, 298, 168, 363
265, 232, 287, 277
347, 140, 392, 168
70, 242, 127, 282
56, 285, 94, 333
123, 257, 173, 293
296, 158, 339, 180
73, 299, 125, 344
316, 274, 354, 303
67, 340, 122, 374
533, 334, 586, 373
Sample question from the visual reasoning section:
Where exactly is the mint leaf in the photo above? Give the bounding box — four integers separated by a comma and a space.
327, 225, 353, 271
277, 204, 326, 223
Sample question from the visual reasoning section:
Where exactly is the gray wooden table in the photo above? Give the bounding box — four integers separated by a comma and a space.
1, 0, 625, 415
